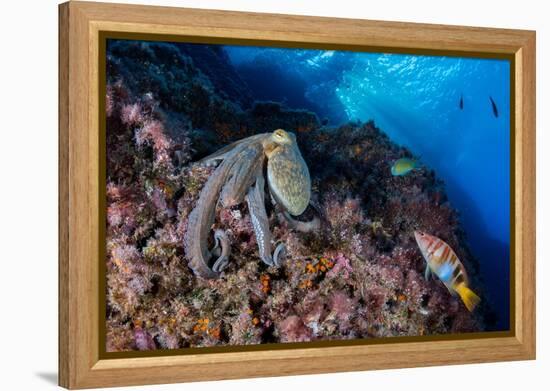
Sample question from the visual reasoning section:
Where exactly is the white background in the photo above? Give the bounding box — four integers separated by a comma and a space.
0, 0, 547, 389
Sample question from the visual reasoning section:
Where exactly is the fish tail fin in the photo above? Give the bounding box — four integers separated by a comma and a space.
456, 283, 480, 312
424, 264, 432, 281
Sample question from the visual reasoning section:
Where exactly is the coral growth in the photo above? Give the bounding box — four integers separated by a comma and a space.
105, 40, 486, 352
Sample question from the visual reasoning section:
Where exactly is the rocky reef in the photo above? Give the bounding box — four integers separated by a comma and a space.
105, 40, 487, 352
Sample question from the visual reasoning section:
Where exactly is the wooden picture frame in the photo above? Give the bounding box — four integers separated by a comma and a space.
59, 1, 536, 389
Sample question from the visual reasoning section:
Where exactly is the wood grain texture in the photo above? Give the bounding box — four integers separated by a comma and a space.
517, 33, 536, 353
58, 1, 536, 388
58, 3, 70, 387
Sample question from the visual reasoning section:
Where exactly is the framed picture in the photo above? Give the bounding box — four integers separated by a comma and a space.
59, 1, 536, 389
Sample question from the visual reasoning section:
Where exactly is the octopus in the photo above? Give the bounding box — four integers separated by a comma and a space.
184, 129, 319, 279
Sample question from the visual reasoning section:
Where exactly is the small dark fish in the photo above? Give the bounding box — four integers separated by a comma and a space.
489, 96, 499, 118
459, 94, 464, 110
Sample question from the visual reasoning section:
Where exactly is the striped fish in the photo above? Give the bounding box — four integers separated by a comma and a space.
414, 231, 481, 312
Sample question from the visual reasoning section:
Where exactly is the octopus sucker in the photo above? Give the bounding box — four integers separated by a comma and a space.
245, 167, 276, 266
184, 129, 318, 278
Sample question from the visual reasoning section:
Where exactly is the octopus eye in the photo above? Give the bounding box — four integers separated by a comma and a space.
273, 129, 287, 141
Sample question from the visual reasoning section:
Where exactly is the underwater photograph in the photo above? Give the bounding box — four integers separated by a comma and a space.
104, 38, 511, 352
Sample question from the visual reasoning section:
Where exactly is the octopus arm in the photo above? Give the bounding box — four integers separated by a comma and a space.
280, 210, 320, 232
219, 143, 265, 208
199, 133, 268, 165
246, 168, 276, 266
184, 157, 235, 278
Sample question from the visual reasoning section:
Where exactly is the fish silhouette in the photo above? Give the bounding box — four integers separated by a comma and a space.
459, 94, 463, 110
489, 96, 499, 118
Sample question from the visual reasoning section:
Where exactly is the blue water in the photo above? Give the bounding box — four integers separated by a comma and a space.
224, 45, 511, 330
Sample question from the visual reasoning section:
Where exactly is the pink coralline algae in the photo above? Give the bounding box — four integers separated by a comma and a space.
121, 103, 143, 126
277, 316, 313, 343
135, 119, 173, 167
329, 291, 358, 332
327, 253, 353, 280
105, 41, 489, 353
134, 327, 156, 351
